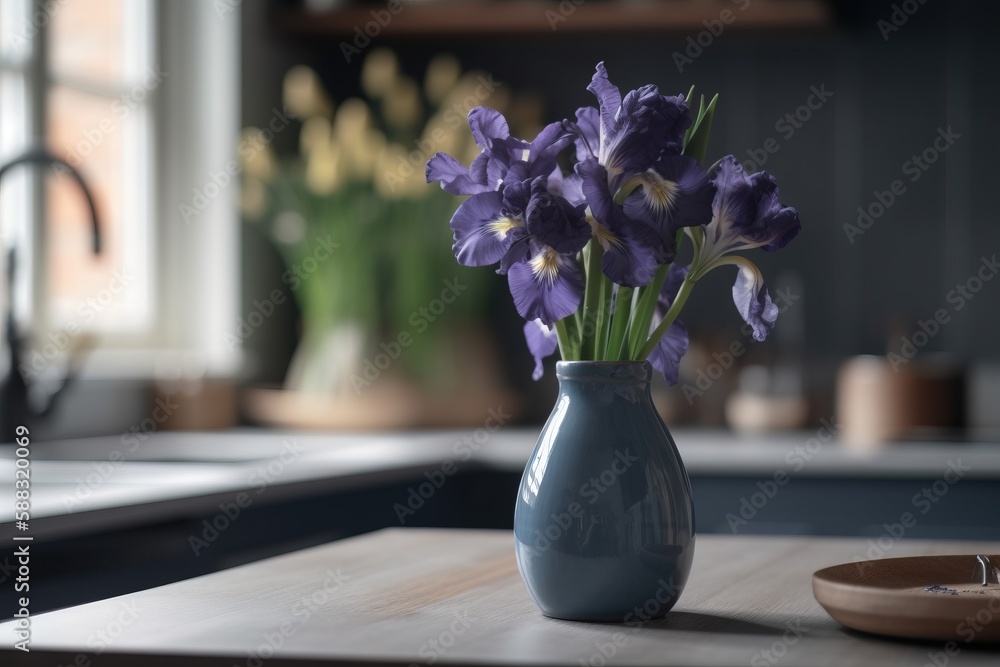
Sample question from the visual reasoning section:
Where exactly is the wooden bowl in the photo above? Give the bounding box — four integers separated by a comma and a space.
813, 555, 1000, 642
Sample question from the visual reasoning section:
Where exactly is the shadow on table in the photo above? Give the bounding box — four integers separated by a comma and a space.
635, 611, 785, 636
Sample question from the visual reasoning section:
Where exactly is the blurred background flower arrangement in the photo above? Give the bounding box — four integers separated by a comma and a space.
239, 49, 548, 427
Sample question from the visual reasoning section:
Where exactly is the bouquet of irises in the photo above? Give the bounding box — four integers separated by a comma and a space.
426, 62, 801, 383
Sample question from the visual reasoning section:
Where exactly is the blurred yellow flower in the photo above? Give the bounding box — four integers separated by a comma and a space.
333, 98, 373, 145
299, 116, 332, 157
248, 55, 542, 210
383, 76, 423, 130
424, 54, 461, 105
239, 127, 277, 181
305, 140, 341, 195
283, 65, 333, 119
360, 47, 398, 99
239, 175, 270, 219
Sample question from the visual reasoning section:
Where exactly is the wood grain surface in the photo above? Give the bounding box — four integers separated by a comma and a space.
3, 529, 1000, 666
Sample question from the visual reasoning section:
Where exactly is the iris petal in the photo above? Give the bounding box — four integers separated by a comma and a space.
572, 106, 601, 162
450, 191, 520, 267
507, 251, 584, 326
498, 236, 531, 275
468, 107, 510, 149
523, 319, 559, 381
661, 263, 689, 305
468, 151, 489, 186
748, 171, 801, 251
647, 264, 691, 385
599, 224, 659, 287
584, 63, 692, 184
577, 158, 660, 286
486, 137, 527, 188
525, 177, 590, 255
528, 121, 573, 177
587, 62, 622, 148
426, 152, 491, 195
550, 171, 585, 208
576, 157, 615, 223
648, 319, 688, 386
698, 156, 801, 259
622, 154, 714, 255
732, 261, 778, 342
709, 156, 758, 244
428, 107, 569, 197
612, 84, 690, 172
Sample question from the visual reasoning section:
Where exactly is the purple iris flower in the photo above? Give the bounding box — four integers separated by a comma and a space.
647, 264, 690, 385
620, 153, 715, 257
691, 156, 801, 341
508, 240, 585, 326
576, 157, 660, 286
425, 103, 590, 328
426, 62, 803, 379
583, 63, 689, 178
569, 63, 715, 269
506, 178, 590, 326
449, 179, 530, 268
446, 173, 588, 326
524, 176, 591, 256
426, 107, 569, 196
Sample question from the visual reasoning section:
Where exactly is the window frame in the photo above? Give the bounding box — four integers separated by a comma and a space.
0, 0, 43, 336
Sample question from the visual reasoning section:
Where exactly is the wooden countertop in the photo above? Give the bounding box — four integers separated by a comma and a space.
3, 529, 1000, 665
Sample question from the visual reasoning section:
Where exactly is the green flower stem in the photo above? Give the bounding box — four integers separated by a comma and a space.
636, 275, 696, 361
605, 285, 633, 360
626, 262, 670, 359
593, 274, 611, 360
555, 316, 580, 361
627, 229, 684, 358
580, 239, 605, 359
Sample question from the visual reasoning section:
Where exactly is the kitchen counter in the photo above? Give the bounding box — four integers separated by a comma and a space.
2, 428, 999, 542
3, 528, 999, 665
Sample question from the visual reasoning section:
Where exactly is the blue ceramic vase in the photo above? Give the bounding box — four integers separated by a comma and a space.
514, 360, 695, 621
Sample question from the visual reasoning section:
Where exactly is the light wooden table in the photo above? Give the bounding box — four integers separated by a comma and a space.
3, 529, 1000, 666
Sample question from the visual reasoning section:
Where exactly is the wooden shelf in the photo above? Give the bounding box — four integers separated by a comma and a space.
272, 0, 833, 37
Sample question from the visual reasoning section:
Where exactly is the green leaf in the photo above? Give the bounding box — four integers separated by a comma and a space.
626, 263, 670, 359
684, 93, 718, 166
580, 239, 605, 359
682, 86, 698, 146
555, 317, 580, 361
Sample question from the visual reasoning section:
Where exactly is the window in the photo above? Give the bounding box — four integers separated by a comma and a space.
1, 0, 240, 384
46, 0, 154, 333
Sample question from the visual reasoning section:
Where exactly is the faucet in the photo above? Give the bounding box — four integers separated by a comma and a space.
0, 149, 101, 441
